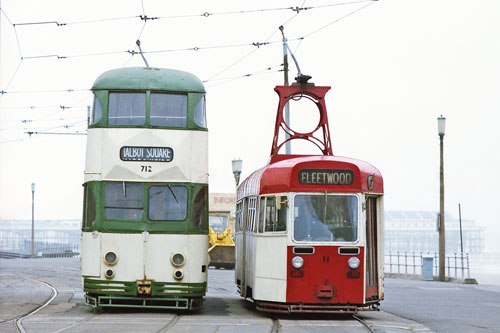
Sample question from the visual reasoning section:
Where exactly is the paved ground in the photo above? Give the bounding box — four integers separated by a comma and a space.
0, 257, 433, 332
381, 277, 500, 332
4, 257, 500, 332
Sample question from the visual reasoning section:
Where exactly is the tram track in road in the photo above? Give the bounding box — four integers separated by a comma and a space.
352, 314, 376, 333
155, 314, 181, 333
12, 277, 58, 333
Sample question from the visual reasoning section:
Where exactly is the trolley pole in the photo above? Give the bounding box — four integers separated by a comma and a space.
437, 115, 446, 281
31, 182, 35, 258
280, 26, 291, 155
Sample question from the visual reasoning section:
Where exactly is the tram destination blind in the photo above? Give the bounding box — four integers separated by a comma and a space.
299, 169, 354, 185
120, 146, 173, 162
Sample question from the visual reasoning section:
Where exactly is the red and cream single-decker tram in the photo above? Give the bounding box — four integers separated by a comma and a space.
235, 75, 384, 313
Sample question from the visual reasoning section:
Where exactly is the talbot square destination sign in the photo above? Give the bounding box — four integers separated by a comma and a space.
120, 146, 173, 162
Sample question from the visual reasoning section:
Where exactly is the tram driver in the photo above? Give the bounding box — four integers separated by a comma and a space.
293, 196, 333, 242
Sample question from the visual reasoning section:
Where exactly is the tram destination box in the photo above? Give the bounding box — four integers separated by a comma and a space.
120, 146, 173, 162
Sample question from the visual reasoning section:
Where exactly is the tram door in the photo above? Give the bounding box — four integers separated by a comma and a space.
365, 196, 379, 300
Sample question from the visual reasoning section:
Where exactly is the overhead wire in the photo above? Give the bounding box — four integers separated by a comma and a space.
0, 0, 378, 143
8, 1, 376, 27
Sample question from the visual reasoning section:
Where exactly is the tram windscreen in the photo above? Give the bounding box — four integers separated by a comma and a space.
105, 182, 143, 221
148, 186, 187, 221
293, 194, 358, 242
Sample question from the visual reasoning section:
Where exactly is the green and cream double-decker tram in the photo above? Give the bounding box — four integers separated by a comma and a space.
81, 67, 208, 310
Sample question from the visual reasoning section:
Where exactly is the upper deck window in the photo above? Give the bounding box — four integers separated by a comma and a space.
293, 194, 358, 242
91, 96, 102, 125
148, 185, 187, 221
150, 93, 187, 127
194, 96, 206, 128
108, 92, 146, 125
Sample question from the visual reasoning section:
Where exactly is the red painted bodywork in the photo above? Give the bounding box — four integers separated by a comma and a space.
260, 156, 383, 195
286, 246, 365, 304
271, 84, 333, 161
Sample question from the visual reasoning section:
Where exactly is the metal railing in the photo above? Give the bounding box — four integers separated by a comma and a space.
385, 251, 470, 279
0, 240, 80, 259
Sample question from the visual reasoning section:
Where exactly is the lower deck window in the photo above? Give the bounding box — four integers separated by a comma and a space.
259, 196, 287, 232
149, 186, 187, 221
105, 182, 143, 220
294, 194, 358, 242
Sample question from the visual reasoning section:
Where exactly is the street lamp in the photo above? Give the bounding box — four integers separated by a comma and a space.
437, 115, 446, 281
231, 159, 243, 187
31, 182, 35, 258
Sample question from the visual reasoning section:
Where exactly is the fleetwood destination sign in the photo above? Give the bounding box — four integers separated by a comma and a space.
299, 169, 354, 185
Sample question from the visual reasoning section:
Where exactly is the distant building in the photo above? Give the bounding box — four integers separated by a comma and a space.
385, 211, 484, 254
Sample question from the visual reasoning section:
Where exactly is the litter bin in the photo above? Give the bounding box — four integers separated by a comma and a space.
422, 256, 434, 281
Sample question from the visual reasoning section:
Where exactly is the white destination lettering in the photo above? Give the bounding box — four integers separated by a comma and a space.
299, 169, 354, 185
121, 146, 173, 162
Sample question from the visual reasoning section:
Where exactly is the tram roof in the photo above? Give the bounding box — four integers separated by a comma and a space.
237, 155, 383, 200
92, 67, 205, 92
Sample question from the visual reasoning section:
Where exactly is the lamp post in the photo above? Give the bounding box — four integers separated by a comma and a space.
231, 158, 244, 295
31, 182, 35, 258
437, 115, 446, 281
231, 159, 243, 187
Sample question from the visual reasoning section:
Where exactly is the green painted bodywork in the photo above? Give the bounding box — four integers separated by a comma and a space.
84, 278, 206, 309
83, 181, 208, 234
92, 67, 205, 93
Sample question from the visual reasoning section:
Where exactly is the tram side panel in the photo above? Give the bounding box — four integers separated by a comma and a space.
253, 234, 287, 302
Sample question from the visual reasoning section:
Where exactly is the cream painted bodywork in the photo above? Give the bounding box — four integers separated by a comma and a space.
253, 234, 287, 302
84, 128, 208, 183
81, 232, 208, 283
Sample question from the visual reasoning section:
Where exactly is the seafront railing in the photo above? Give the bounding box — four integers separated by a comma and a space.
384, 251, 471, 280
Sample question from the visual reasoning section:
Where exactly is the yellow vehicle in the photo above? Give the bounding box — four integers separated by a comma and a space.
208, 213, 235, 269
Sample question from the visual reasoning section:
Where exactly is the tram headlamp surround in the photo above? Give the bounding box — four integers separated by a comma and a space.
291, 256, 304, 269
171, 252, 185, 267
348, 257, 360, 269
104, 251, 118, 266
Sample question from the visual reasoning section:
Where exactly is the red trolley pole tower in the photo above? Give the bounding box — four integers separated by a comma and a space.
270, 75, 333, 164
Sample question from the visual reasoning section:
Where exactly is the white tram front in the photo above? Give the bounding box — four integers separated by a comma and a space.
81, 67, 209, 310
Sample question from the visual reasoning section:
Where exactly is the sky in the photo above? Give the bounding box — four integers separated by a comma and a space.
1, 0, 499, 251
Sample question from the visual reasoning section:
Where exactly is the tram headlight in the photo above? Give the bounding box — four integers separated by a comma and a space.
291, 256, 304, 269
171, 252, 186, 267
348, 257, 360, 269
104, 251, 118, 266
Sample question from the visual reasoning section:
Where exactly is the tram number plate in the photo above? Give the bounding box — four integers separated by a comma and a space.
120, 146, 173, 162
299, 169, 354, 185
